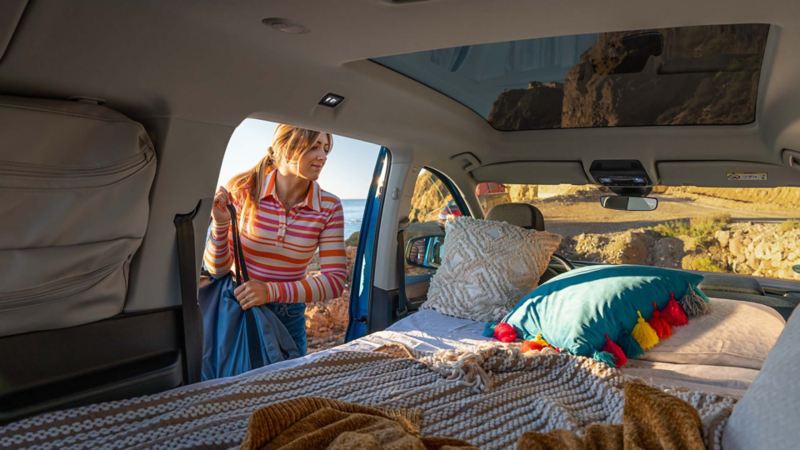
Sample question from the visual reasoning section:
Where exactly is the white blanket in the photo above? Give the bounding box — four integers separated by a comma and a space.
242, 306, 764, 398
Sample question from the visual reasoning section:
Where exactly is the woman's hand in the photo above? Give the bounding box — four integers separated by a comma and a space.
234, 280, 269, 310
211, 186, 232, 223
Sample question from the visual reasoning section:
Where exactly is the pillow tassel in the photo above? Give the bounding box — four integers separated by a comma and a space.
678, 283, 710, 317
532, 332, 549, 347
592, 350, 617, 368
632, 311, 659, 350
693, 284, 711, 303
648, 302, 673, 339
617, 333, 644, 359
662, 293, 689, 326
521, 340, 544, 353
602, 334, 628, 367
493, 323, 518, 342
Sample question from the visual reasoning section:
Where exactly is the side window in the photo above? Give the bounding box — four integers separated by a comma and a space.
405, 168, 466, 277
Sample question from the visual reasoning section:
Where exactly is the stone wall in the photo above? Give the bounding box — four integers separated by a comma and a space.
561, 222, 800, 281
716, 223, 800, 280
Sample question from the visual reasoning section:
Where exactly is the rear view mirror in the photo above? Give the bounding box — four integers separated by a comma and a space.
600, 195, 658, 211
405, 235, 444, 270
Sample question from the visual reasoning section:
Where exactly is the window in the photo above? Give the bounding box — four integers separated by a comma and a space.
405, 168, 467, 279
477, 183, 800, 281
373, 24, 769, 131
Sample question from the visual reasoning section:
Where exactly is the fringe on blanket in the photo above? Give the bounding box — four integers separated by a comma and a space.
374, 342, 608, 394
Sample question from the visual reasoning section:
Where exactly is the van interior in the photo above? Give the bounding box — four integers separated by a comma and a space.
1, 1, 800, 448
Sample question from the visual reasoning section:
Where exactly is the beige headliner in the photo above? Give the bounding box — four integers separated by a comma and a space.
2, 0, 800, 181
2, 0, 800, 308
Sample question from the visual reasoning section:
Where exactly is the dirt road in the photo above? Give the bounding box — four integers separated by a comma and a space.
538, 192, 796, 237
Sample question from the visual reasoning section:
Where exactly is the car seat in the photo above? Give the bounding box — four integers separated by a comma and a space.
486, 203, 569, 284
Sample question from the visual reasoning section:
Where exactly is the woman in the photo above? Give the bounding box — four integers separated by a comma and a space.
203, 124, 347, 356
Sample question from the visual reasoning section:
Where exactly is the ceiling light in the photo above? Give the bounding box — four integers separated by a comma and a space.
261, 17, 309, 34
319, 93, 344, 108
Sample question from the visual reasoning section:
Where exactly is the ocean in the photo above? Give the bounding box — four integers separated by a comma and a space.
342, 198, 367, 240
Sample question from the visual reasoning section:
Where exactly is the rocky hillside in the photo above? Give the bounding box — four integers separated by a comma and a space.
561, 219, 800, 280
409, 169, 450, 223
488, 24, 768, 129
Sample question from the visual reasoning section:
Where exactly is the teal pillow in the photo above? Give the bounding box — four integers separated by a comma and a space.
502, 264, 704, 356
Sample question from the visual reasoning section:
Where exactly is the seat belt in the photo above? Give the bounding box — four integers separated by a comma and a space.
173, 199, 208, 385
395, 218, 410, 319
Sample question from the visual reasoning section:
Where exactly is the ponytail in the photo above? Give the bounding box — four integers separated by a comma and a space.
226, 149, 275, 233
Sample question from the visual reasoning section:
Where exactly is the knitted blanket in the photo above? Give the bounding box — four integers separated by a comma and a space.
0, 344, 735, 449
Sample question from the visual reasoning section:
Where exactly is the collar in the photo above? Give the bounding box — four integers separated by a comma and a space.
260, 169, 321, 212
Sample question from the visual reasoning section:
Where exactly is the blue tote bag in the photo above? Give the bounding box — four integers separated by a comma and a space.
199, 204, 300, 380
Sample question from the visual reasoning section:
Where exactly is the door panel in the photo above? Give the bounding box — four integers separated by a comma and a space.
0, 309, 184, 423
346, 148, 390, 341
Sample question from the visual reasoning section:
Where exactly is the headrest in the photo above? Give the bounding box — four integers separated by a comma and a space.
486, 203, 545, 231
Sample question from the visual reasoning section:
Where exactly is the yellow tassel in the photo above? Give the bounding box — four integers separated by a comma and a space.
532, 333, 549, 347
632, 311, 660, 350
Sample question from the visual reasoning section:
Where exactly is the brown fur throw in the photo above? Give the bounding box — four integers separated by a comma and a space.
517, 382, 705, 450
240, 396, 476, 450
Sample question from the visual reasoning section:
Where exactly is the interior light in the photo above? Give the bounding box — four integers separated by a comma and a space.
319, 93, 344, 108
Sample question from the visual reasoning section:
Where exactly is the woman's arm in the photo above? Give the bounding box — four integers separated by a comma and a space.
202, 187, 238, 277
266, 201, 347, 303
202, 218, 233, 277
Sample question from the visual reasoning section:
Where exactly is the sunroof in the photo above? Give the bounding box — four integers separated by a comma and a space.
372, 24, 770, 131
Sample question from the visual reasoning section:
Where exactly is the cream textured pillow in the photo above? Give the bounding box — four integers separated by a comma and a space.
638, 298, 784, 369
420, 217, 562, 322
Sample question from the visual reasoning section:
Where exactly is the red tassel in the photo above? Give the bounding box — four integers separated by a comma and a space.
602, 334, 628, 367
493, 323, 518, 343
649, 302, 673, 339
521, 340, 544, 353
662, 293, 689, 326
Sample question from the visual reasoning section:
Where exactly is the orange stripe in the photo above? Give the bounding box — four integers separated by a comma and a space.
300, 279, 312, 299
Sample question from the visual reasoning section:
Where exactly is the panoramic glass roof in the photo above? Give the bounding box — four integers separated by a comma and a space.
372, 24, 770, 131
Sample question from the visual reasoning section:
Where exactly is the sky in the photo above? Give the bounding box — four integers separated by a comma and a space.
217, 118, 381, 200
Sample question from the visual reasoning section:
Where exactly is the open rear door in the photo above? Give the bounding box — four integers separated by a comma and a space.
345, 147, 390, 341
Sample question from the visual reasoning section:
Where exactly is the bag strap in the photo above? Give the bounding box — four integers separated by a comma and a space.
227, 203, 265, 368
226, 203, 249, 285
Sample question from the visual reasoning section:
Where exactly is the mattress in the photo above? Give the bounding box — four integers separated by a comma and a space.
241, 298, 776, 398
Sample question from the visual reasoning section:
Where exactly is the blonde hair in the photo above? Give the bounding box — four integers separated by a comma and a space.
226, 124, 333, 231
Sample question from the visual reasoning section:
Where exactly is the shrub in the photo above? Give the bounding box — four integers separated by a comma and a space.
687, 214, 731, 241
652, 220, 690, 238
652, 214, 731, 245
683, 255, 725, 273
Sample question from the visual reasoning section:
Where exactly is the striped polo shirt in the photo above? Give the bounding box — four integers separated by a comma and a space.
204, 169, 347, 304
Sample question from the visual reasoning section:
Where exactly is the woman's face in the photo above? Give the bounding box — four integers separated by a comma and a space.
294, 133, 330, 181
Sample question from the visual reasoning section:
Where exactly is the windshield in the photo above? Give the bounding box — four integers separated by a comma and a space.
478, 184, 800, 281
